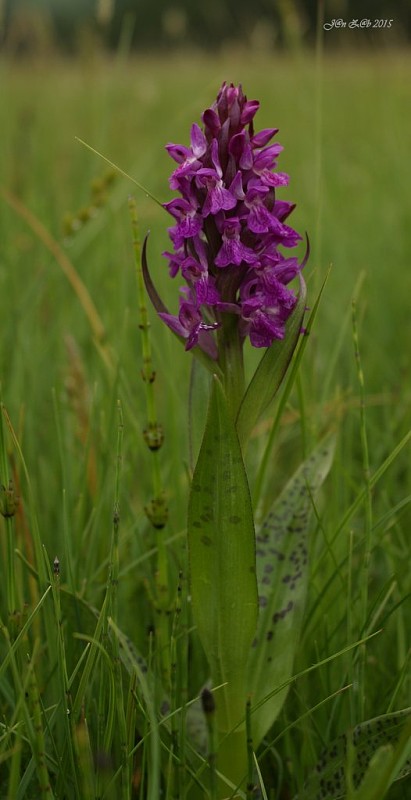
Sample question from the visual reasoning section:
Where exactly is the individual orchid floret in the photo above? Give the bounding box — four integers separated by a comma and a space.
159, 281, 220, 359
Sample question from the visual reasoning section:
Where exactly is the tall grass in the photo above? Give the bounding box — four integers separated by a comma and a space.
0, 49, 410, 798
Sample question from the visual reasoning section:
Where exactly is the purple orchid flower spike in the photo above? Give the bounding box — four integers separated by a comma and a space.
142, 82, 308, 392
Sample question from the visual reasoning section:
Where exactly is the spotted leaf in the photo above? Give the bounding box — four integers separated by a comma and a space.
297, 708, 411, 799
247, 433, 335, 745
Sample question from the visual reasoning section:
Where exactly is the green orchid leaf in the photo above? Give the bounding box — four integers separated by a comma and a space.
297, 708, 411, 800
248, 433, 335, 745
188, 376, 258, 733
236, 275, 307, 449
188, 358, 212, 473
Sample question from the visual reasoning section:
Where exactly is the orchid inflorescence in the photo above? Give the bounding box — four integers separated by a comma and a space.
156, 82, 308, 358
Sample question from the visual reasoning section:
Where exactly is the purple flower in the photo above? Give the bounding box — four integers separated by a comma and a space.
158, 82, 307, 354
240, 273, 297, 347
159, 281, 220, 358
215, 218, 257, 268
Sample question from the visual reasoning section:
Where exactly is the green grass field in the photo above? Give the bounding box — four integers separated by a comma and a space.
0, 49, 410, 799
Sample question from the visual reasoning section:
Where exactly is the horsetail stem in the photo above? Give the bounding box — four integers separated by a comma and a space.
111, 402, 131, 800
129, 196, 172, 694
45, 552, 80, 797
0, 400, 18, 622
169, 572, 184, 798
109, 400, 124, 612
26, 646, 54, 799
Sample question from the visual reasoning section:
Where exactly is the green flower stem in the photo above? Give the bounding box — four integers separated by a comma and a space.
217, 314, 245, 421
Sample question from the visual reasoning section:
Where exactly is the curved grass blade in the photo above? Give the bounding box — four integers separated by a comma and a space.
74, 137, 164, 208
188, 376, 258, 733
236, 275, 306, 449
247, 433, 336, 745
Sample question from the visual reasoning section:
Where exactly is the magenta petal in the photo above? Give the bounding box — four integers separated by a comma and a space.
215, 239, 256, 268
159, 312, 187, 338
162, 249, 183, 278
202, 108, 220, 135
164, 197, 193, 219
203, 184, 236, 217
254, 143, 283, 170
190, 123, 207, 158
215, 240, 242, 267
229, 131, 246, 161
252, 128, 279, 147
197, 329, 219, 360
279, 224, 303, 246
249, 313, 285, 347
185, 328, 200, 350
273, 200, 295, 221
229, 170, 245, 200
260, 170, 290, 187
241, 99, 259, 124
248, 206, 284, 235
178, 216, 203, 238
210, 139, 222, 177
213, 185, 237, 213
199, 277, 220, 305
165, 143, 190, 164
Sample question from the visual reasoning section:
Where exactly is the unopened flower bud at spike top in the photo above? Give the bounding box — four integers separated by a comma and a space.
160, 83, 308, 356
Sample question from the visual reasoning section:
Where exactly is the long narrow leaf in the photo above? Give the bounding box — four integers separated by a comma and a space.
188, 376, 258, 732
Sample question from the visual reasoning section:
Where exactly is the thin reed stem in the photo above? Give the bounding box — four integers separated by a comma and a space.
352, 301, 373, 721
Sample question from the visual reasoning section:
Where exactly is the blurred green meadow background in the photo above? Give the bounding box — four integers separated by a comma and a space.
2, 47, 410, 521
1, 8, 411, 797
